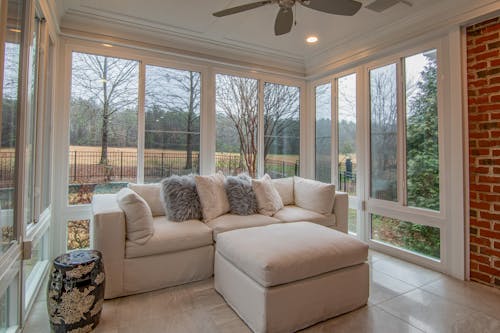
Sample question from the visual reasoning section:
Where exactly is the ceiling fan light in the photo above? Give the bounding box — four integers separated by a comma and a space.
306, 35, 318, 44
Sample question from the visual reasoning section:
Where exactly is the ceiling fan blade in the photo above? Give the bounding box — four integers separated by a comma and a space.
274, 7, 293, 36
366, 0, 412, 12
302, 0, 362, 16
213, 1, 272, 17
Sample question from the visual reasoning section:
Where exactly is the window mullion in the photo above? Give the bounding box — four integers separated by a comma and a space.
258, 80, 264, 178
137, 61, 145, 183
332, 79, 339, 187
396, 60, 407, 207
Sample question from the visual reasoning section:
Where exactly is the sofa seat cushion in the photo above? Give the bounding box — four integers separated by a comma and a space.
206, 214, 280, 241
274, 205, 336, 227
216, 222, 368, 287
126, 217, 213, 259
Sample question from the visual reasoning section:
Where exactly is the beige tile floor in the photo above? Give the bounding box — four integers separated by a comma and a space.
23, 250, 500, 333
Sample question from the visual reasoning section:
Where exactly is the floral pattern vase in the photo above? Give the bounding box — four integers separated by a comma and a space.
47, 250, 105, 333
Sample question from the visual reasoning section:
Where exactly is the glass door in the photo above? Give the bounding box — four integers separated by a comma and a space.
0, 0, 26, 331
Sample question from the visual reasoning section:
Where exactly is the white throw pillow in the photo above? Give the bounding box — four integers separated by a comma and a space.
294, 176, 335, 215
128, 183, 164, 217
194, 171, 231, 222
252, 174, 284, 216
116, 188, 154, 244
271, 177, 294, 205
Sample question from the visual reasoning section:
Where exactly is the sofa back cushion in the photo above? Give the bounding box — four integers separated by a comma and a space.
128, 183, 164, 217
271, 177, 294, 205
252, 174, 284, 216
294, 177, 336, 215
160, 175, 202, 222
225, 174, 258, 215
195, 172, 231, 221
116, 188, 154, 244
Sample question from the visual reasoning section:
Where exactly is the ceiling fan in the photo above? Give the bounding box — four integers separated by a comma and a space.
213, 0, 363, 36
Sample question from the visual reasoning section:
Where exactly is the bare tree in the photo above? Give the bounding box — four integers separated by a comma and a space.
146, 67, 200, 169
71, 53, 138, 164
263, 83, 299, 159
370, 65, 398, 199
216, 74, 258, 176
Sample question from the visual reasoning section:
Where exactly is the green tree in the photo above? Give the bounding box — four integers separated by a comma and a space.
406, 53, 439, 211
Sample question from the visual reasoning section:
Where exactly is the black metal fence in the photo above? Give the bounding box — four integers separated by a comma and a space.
67, 150, 299, 184
0, 151, 15, 188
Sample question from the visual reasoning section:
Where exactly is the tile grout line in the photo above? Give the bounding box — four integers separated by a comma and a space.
372, 304, 426, 333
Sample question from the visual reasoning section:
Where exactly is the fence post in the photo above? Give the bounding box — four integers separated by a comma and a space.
295, 161, 298, 176
161, 153, 164, 178
73, 151, 77, 181
120, 151, 123, 180
282, 161, 285, 177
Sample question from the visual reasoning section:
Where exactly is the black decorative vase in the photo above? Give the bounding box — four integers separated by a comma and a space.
47, 250, 105, 333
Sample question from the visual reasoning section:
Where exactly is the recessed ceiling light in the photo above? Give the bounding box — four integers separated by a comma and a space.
306, 36, 318, 44
9, 28, 21, 33
102, 43, 113, 48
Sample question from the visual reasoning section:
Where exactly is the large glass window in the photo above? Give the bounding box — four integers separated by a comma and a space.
369, 50, 441, 258
0, 0, 23, 255
215, 74, 258, 177
405, 50, 439, 211
338, 73, 357, 195
144, 65, 201, 182
370, 63, 398, 201
315, 83, 331, 183
264, 82, 300, 179
69, 52, 139, 205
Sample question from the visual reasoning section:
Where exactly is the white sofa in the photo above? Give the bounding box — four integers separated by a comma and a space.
92, 177, 349, 299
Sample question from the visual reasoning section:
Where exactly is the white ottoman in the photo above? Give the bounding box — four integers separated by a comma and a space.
214, 222, 369, 333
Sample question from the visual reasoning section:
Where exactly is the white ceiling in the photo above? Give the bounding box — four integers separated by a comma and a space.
57, 0, 499, 75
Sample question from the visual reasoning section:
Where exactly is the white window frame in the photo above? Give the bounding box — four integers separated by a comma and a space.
310, 34, 465, 278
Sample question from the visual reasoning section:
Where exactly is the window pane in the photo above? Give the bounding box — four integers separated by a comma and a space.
0, 0, 23, 254
23, 12, 42, 225
67, 219, 90, 251
264, 83, 300, 179
69, 53, 139, 205
0, 280, 18, 331
370, 64, 398, 201
24, 233, 49, 305
315, 83, 331, 183
144, 66, 200, 182
405, 50, 439, 211
348, 208, 357, 234
371, 214, 440, 259
338, 74, 357, 195
216, 74, 258, 177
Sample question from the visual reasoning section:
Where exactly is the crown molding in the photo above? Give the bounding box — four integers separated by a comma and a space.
305, 0, 500, 78
39, 0, 62, 35
60, 7, 306, 75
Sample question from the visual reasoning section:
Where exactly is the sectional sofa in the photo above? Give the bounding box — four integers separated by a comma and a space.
92, 176, 348, 299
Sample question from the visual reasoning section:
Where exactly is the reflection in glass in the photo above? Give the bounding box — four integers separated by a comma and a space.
370, 64, 398, 201
67, 219, 90, 250
144, 65, 201, 182
68, 52, 139, 205
216, 74, 258, 177
264, 82, 300, 179
315, 83, 331, 183
0, 0, 23, 254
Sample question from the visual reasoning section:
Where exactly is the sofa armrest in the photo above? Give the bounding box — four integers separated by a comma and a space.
333, 191, 348, 233
92, 194, 126, 298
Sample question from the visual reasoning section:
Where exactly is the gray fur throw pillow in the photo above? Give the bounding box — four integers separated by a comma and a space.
225, 174, 258, 215
160, 175, 202, 222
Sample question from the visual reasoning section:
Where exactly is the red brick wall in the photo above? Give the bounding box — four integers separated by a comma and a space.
467, 17, 500, 288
